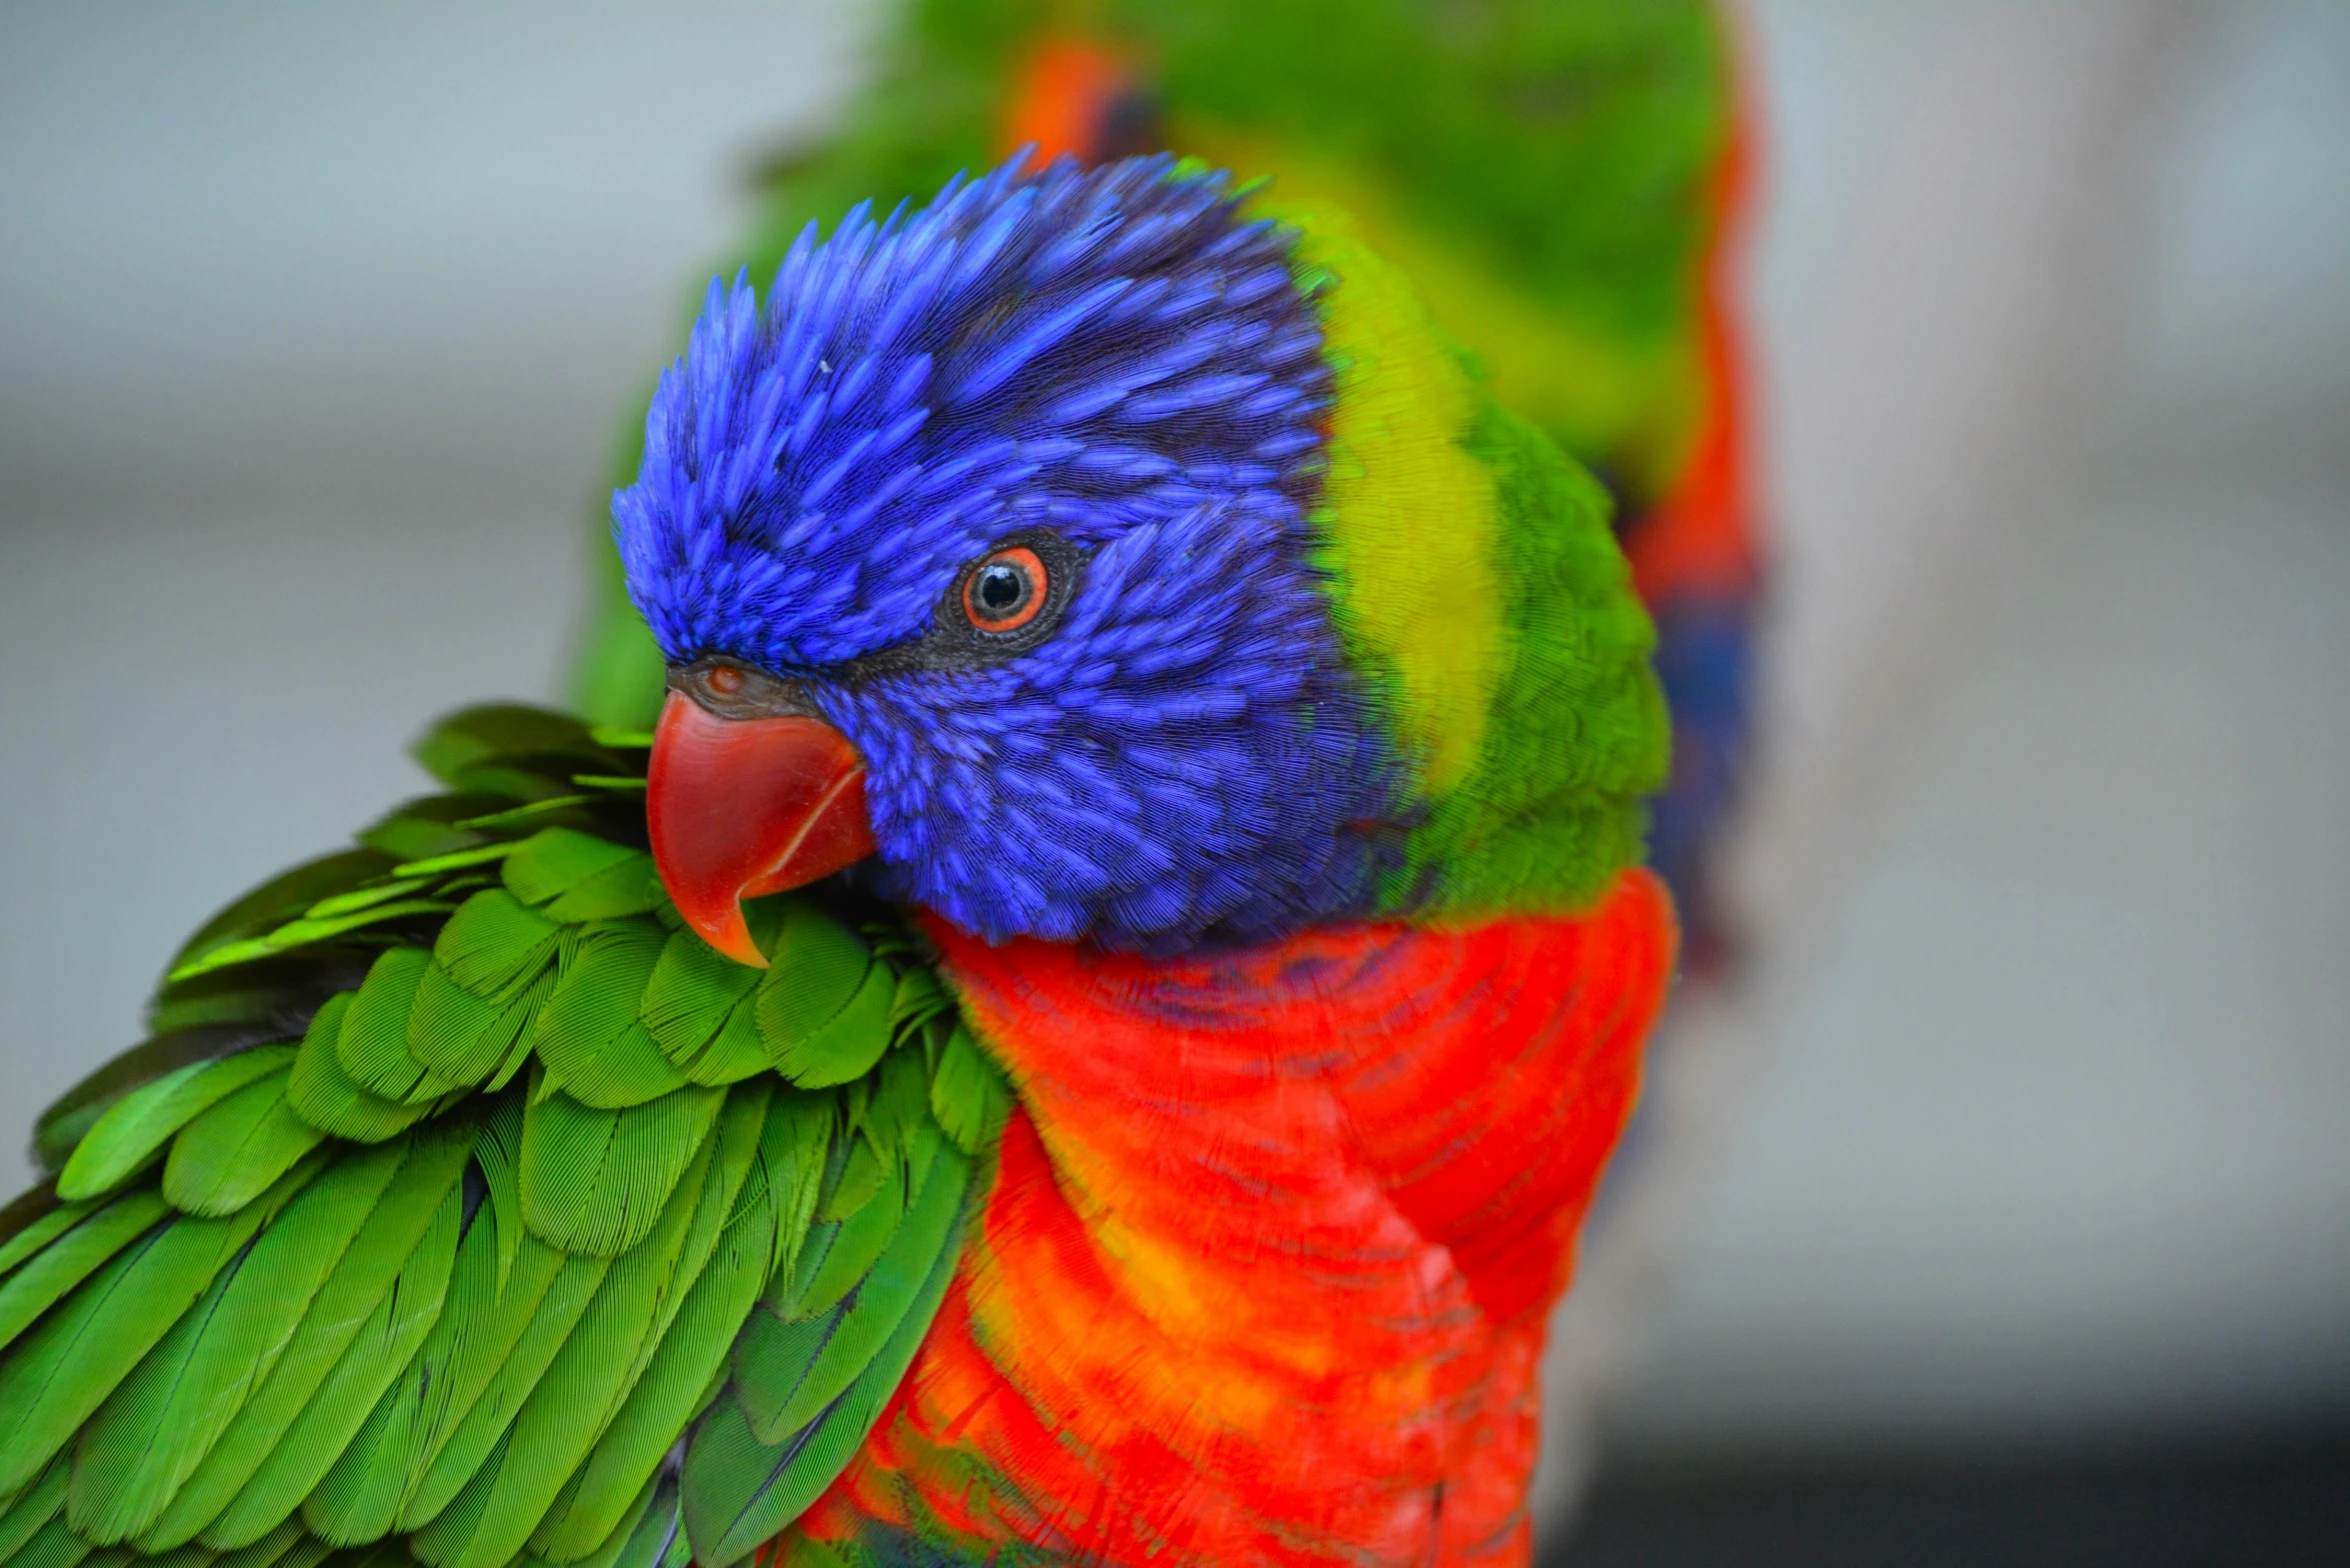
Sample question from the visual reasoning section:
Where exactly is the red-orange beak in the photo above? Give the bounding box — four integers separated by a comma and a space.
647, 691, 878, 966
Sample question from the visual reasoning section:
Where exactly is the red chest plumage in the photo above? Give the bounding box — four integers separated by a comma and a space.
784, 870, 1674, 1567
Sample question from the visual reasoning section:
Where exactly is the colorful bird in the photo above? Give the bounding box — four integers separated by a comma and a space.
2, 155, 1673, 1567
569, 0, 1758, 965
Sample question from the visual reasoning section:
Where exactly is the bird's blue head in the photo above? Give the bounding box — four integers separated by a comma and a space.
613, 154, 1398, 960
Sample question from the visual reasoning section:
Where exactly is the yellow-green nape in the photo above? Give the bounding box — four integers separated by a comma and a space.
1267, 195, 1671, 921
1269, 196, 1503, 796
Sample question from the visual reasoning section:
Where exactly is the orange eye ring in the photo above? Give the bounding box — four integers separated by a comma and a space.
705, 665, 745, 696
961, 546, 1048, 633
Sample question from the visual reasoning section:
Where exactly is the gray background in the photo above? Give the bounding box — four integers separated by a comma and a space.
3, 0, 2344, 1467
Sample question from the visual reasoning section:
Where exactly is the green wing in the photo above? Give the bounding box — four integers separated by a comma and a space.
0, 707, 1010, 1568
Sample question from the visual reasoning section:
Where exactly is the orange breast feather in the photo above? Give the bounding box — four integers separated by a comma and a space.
784, 869, 1675, 1567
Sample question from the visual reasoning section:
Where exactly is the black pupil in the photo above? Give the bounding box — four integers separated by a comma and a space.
976, 562, 1029, 617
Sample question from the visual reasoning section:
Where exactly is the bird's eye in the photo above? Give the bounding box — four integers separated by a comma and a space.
961, 547, 1047, 633
706, 665, 745, 696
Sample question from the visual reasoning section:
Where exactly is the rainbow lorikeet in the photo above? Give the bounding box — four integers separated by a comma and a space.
571, 0, 1758, 964
2, 156, 1671, 1566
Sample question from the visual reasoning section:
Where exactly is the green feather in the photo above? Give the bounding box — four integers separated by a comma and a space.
527, 1229, 759, 1560
925, 1026, 1009, 1159
286, 1002, 432, 1146
0, 1456, 68, 1563
543, 1016, 687, 1119
734, 1137, 962, 1445
850, 1052, 927, 1174
518, 1084, 722, 1257
0, 1160, 312, 1497
530, 1088, 781, 1558
609, 1470, 694, 1568
297, 1160, 509, 1546
742, 911, 869, 1066
314, 1540, 410, 1568
682, 1148, 968, 1567
167, 853, 394, 982
465, 1102, 525, 1295
412, 1124, 712, 1568
57, 1051, 296, 1204
333, 953, 456, 1106
429, 894, 561, 1004
115, 1545, 207, 1568
170, 904, 456, 988
75, 1142, 413, 1551
199, 1519, 305, 1568
138, 967, 334, 1050
676, 1008, 768, 1094
298, 882, 435, 924
68, 1247, 254, 1543
446, 757, 609, 809
10, 1512, 94, 1568
381, 1236, 573, 1534
637, 933, 762, 1085
758, 963, 893, 1091
410, 709, 603, 791
499, 832, 632, 905
754, 1092, 835, 1296
0, 1196, 82, 1286
520, 1474, 654, 1568
0, 1187, 70, 1267
161, 1074, 328, 1220
35, 1026, 313, 1180
882, 967, 954, 1047
271, 1537, 340, 1568
206, 1178, 463, 1550
814, 1139, 886, 1230
655, 1083, 776, 1321
391, 1247, 607, 1536
405, 1123, 730, 1568
6, 703, 997, 1568
150, 1131, 467, 1549
386, 845, 519, 880
502, 835, 663, 926
400, 1429, 505, 1568
0, 1195, 173, 1351
536, 864, 662, 926
448, 798, 598, 838
1398, 398, 1668, 917
355, 794, 504, 865
400, 967, 514, 1092
531, 927, 684, 1110
773, 1169, 901, 1327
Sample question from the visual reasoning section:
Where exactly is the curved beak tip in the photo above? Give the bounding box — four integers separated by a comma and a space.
694, 906, 771, 970
647, 692, 878, 966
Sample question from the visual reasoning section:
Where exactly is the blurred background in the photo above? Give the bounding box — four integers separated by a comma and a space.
1, 2, 2344, 1563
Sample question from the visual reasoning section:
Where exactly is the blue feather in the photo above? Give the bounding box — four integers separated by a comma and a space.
613, 155, 1399, 951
